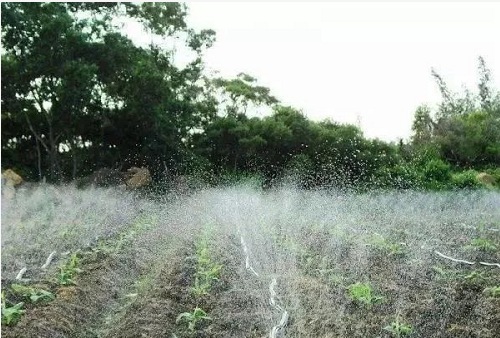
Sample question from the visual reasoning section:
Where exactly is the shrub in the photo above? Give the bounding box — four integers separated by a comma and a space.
421, 159, 451, 184
451, 170, 480, 189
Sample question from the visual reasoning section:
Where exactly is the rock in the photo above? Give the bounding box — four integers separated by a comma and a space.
125, 167, 152, 189
476, 172, 495, 186
2, 169, 23, 187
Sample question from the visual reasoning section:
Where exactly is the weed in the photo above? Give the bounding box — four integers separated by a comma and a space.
384, 317, 414, 337
483, 286, 500, 298
10, 284, 55, 303
1, 292, 25, 326
176, 307, 211, 331
466, 238, 498, 253
347, 282, 384, 306
58, 253, 82, 285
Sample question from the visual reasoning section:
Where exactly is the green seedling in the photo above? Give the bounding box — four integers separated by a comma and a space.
1, 292, 25, 326
384, 317, 414, 337
462, 271, 487, 286
432, 265, 461, 281
483, 286, 500, 298
10, 284, 54, 303
191, 239, 222, 297
176, 307, 211, 331
58, 254, 82, 285
347, 282, 384, 306
369, 234, 405, 256
466, 238, 498, 253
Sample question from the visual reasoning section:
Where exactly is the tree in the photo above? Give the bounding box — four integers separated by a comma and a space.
1, 2, 217, 181
411, 105, 434, 145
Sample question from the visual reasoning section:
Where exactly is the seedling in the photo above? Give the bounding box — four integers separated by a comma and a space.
10, 284, 55, 303
384, 317, 414, 337
369, 234, 405, 256
58, 254, 82, 285
1, 292, 25, 326
191, 239, 222, 297
483, 286, 500, 298
176, 307, 211, 331
466, 238, 498, 253
462, 270, 487, 288
431, 265, 460, 281
347, 282, 384, 306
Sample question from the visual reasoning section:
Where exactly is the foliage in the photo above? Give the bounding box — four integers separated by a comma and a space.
58, 254, 82, 285
1, 292, 25, 326
347, 282, 384, 306
10, 284, 55, 303
176, 307, 211, 331
384, 317, 414, 337
1, 2, 217, 181
451, 170, 480, 189
1, 3, 499, 191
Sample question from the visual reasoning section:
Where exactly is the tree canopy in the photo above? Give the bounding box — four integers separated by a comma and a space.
2, 2, 499, 190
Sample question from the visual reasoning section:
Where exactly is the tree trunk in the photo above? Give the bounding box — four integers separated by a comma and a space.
71, 140, 78, 180
48, 122, 59, 181
35, 137, 42, 181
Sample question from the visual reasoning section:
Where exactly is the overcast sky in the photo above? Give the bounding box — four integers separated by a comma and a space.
182, 2, 500, 141
128, 2, 500, 142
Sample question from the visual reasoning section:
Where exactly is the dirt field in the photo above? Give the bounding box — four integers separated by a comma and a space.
2, 186, 499, 337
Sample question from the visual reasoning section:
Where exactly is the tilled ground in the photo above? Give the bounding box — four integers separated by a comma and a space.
1, 248, 140, 338
2, 188, 500, 338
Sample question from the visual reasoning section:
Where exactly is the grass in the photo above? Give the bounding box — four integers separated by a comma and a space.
10, 284, 54, 303
1, 292, 25, 326
57, 253, 82, 285
347, 282, 384, 306
176, 307, 211, 331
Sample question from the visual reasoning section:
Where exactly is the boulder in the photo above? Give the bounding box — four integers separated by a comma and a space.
125, 167, 152, 189
476, 172, 495, 186
2, 169, 23, 187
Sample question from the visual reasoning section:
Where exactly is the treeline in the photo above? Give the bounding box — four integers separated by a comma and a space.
2, 2, 500, 190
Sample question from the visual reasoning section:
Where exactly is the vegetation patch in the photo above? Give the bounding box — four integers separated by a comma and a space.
1, 292, 25, 326
176, 307, 212, 332
347, 282, 384, 307
384, 317, 414, 337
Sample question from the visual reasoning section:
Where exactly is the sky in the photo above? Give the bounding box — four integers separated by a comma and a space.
129, 2, 500, 142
